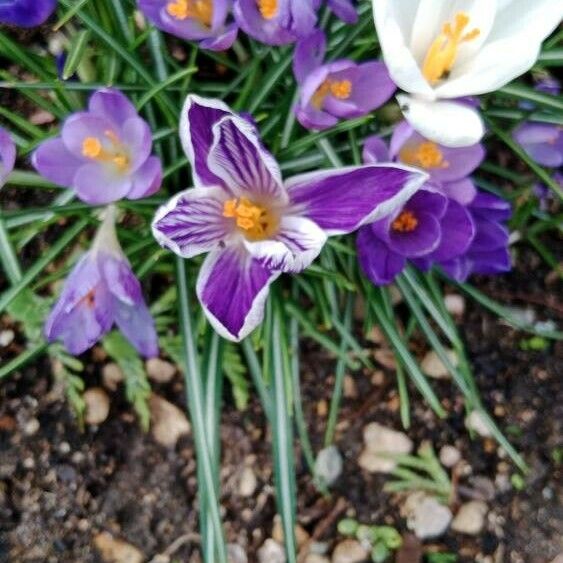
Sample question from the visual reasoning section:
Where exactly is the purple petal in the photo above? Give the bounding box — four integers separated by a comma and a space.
293, 30, 326, 83
0, 0, 56, 27
120, 117, 153, 172
129, 156, 162, 199
363, 135, 390, 164
114, 300, 159, 358
100, 253, 143, 306
179, 95, 234, 188
243, 215, 327, 273
73, 163, 132, 205
387, 211, 442, 257
470, 218, 509, 252
61, 112, 115, 159
357, 226, 405, 286
208, 115, 286, 201
327, 0, 358, 23
286, 164, 427, 234
468, 247, 511, 275
88, 89, 138, 126
0, 127, 16, 187
152, 186, 231, 259
200, 22, 238, 51
197, 247, 280, 341
32, 138, 83, 187
233, 0, 297, 45
439, 178, 478, 205
513, 122, 563, 168
470, 192, 512, 222
439, 257, 472, 283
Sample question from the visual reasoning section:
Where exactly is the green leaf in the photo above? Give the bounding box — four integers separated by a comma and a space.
63, 30, 92, 80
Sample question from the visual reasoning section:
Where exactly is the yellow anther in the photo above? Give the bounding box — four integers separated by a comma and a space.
81, 132, 130, 172
391, 210, 418, 233
166, 0, 213, 26
399, 141, 449, 170
82, 137, 102, 158
223, 197, 277, 240
258, 0, 278, 19
422, 11, 480, 84
312, 79, 353, 109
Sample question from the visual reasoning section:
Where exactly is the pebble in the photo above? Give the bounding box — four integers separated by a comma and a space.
102, 363, 124, 391
343, 375, 358, 399
331, 539, 369, 563
257, 539, 286, 563
439, 445, 461, 468
272, 515, 310, 547
444, 294, 465, 316
403, 492, 452, 539
146, 358, 176, 383
237, 466, 257, 497
374, 349, 396, 370
149, 394, 191, 447
452, 501, 488, 535
0, 329, 15, 347
305, 556, 330, 563
23, 417, 40, 436
93, 532, 144, 563
227, 543, 248, 563
315, 446, 343, 486
550, 555, 563, 563
358, 422, 413, 473
84, 388, 110, 425
465, 411, 493, 438
421, 350, 457, 379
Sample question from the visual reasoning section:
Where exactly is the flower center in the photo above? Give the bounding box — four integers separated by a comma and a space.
311, 79, 353, 109
258, 0, 277, 19
399, 141, 449, 170
392, 210, 418, 233
166, 0, 213, 26
223, 197, 278, 241
81, 130, 130, 172
79, 289, 97, 309
422, 12, 480, 84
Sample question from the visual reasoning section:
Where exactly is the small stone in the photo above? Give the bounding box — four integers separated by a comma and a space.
227, 543, 248, 563
439, 445, 461, 468
272, 516, 309, 548
315, 446, 343, 486
549, 555, 563, 563
465, 411, 492, 438
331, 539, 369, 563
149, 394, 190, 447
94, 532, 144, 563
421, 350, 457, 379
237, 466, 257, 497
317, 400, 328, 417
374, 349, 396, 370
358, 423, 413, 473
371, 371, 385, 386
305, 556, 330, 563
29, 110, 55, 125
257, 539, 285, 563
444, 294, 465, 316
84, 388, 110, 425
102, 363, 124, 391
146, 358, 176, 383
23, 418, 40, 436
403, 492, 452, 540
451, 501, 488, 535
343, 375, 358, 399
0, 329, 15, 347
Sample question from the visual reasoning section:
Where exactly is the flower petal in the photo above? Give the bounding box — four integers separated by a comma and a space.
286, 164, 427, 234
129, 156, 162, 199
197, 247, 280, 341
152, 186, 231, 259
73, 163, 132, 205
0, 127, 16, 187
363, 135, 390, 163
293, 29, 327, 83
357, 225, 405, 285
88, 88, 138, 126
398, 94, 485, 147
208, 115, 286, 202
32, 138, 83, 187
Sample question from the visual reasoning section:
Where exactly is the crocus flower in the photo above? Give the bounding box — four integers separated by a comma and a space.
233, 0, 318, 45
33, 88, 162, 205
373, 0, 563, 147
138, 0, 237, 50
0, 0, 56, 27
45, 207, 158, 357
293, 30, 396, 131
512, 122, 563, 168
0, 127, 16, 189
357, 133, 476, 285
152, 95, 427, 341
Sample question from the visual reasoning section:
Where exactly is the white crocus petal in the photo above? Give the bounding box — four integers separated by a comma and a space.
373, 0, 435, 99
398, 94, 485, 147
243, 215, 328, 274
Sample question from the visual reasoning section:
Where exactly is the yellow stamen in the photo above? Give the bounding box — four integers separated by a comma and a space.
399, 141, 449, 170
166, 0, 213, 26
311, 79, 353, 109
82, 137, 102, 158
81, 131, 130, 172
422, 12, 480, 84
258, 0, 277, 19
392, 210, 418, 233
223, 197, 278, 241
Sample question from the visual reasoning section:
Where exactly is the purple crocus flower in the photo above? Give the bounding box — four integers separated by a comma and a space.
0, 0, 56, 27
512, 122, 563, 168
33, 88, 162, 205
45, 207, 158, 357
138, 0, 238, 50
0, 127, 16, 188
293, 30, 396, 131
152, 95, 427, 341
233, 0, 318, 45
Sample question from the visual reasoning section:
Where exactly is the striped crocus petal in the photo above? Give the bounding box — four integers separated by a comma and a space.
0, 127, 16, 188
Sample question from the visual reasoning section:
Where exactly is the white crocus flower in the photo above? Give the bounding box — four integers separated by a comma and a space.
373, 0, 563, 147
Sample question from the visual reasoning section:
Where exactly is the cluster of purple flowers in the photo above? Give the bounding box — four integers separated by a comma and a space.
0, 0, 56, 27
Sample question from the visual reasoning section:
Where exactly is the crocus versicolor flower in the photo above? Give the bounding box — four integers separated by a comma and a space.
0, 127, 16, 189
293, 30, 396, 130
138, 0, 238, 51
152, 95, 427, 341
33, 88, 162, 205
512, 122, 563, 168
0, 0, 56, 27
373, 0, 563, 147
45, 207, 158, 357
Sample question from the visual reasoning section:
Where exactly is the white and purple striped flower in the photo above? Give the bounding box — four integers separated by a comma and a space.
32, 88, 162, 205
0, 127, 16, 189
152, 95, 428, 341
45, 207, 158, 357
